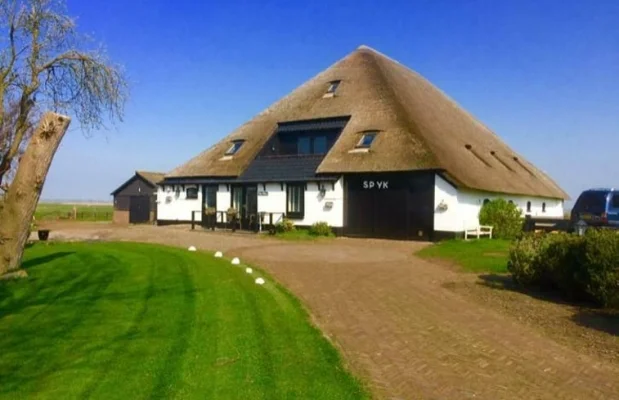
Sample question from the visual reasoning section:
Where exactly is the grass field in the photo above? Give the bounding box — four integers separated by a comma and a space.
35, 203, 113, 221
417, 239, 512, 273
0, 242, 367, 399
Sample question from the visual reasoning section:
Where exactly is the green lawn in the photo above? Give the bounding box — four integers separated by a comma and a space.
35, 203, 113, 221
417, 239, 511, 273
0, 242, 367, 399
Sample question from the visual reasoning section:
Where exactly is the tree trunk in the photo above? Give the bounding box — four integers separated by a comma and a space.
0, 112, 71, 276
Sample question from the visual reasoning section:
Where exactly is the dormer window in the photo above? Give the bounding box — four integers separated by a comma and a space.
225, 140, 244, 155
326, 80, 341, 94
357, 131, 377, 148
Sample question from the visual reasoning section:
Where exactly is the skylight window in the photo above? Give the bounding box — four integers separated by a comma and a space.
326, 80, 341, 94
225, 140, 244, 155
357, 131, 377, 148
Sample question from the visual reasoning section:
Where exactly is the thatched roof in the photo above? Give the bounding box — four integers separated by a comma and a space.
167, 45, 568, 199
136, 171, 165, 186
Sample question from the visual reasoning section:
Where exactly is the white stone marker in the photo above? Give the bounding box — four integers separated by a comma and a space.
214, 251, 223, 258
231, 257, 241, 265
255, 277, 265, 285
245, 267, 253, 274
188, 246, 197, 252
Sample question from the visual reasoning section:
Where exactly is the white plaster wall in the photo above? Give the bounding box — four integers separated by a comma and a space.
256, 178, 344, 227
156, 184, 202, 221
433, 175, 460, 232
298, 179, 344, 227
257, 183, 286, 224
216, 184, 231, 223
434, 174, 565, 232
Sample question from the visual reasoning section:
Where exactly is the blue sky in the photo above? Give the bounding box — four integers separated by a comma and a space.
43, 0, 619, 204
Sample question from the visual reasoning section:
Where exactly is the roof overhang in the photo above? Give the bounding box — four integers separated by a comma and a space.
111, 172, 156, 196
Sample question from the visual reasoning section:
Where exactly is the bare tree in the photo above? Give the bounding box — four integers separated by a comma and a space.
0, 0, 127, 277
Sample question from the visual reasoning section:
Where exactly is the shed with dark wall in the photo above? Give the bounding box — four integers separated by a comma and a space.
111, 171, 164, 224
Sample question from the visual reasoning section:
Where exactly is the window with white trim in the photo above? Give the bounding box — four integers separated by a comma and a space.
326, 80, 341, 94
357, 131, 377, 148
286, 183, 305, 219
225, 140, 244, 155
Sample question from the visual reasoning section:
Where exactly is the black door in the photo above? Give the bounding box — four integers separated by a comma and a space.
244, 186, 259, 231
346, 183, 374, 237
129, 196, 150, 223
202, 185, 218, 227
231, 185, 258, 231
345, 173, 434, 240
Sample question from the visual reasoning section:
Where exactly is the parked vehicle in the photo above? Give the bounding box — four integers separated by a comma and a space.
569, 188, 619, 230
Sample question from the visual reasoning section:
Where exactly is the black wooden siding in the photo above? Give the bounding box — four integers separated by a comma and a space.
344, 172, 435, 240
239, 155, 337, 183
113, 175, 157, 213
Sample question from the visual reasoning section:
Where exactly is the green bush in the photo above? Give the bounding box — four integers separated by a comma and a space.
508, 229, 619, 308
479, 198, 523, 239
275, 218, 296, 233
540, 233, 586, 299
581, 229, 619, 308
507, 233, 544, 285
309, 222, 333, 237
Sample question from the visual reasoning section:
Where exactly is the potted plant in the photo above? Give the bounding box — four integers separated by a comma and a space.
33, 217, 50, 241
204, 207, 217, 230
226, 207, 238, 231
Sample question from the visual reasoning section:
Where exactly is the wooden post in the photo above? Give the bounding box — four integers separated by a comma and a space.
191, 211, 196, 230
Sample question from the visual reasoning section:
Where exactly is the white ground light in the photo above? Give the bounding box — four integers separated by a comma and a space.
214, 251, 223, 258
188, 246, 196, 252
245, 267, 253, 274
255, 278, 265, 285
231, 257, 240, 265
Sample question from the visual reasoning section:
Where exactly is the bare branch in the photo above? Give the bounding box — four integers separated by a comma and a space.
0, 0, 128, 187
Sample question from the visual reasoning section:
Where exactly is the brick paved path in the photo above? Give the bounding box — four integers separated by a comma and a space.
49, 224, 619, 400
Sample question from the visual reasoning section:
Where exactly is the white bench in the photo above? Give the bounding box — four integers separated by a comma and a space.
464, 225, 493, 240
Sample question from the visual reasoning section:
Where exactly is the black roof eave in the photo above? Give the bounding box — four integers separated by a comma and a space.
159, 175, 339, 185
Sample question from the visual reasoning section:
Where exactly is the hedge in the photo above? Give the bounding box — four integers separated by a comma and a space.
508, 229, 619, 308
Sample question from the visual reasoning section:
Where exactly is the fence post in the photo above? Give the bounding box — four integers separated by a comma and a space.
191, 211, 196, 230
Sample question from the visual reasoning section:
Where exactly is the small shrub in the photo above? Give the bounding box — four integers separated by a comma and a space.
275, 218, 296, 233
479, 198, 523, 239
309, 222, 333, 237
507, 233, 543, 285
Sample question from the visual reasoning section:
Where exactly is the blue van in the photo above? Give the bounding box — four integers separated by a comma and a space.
570, 188, 619, 229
